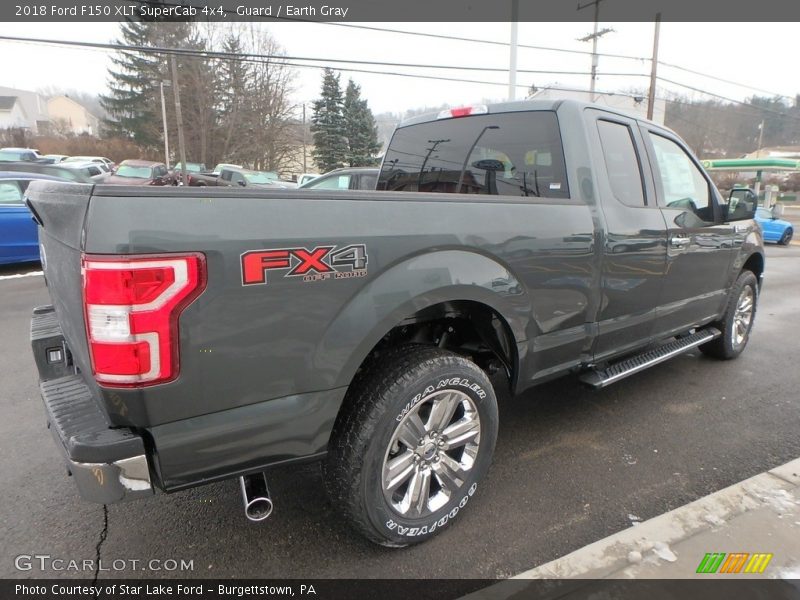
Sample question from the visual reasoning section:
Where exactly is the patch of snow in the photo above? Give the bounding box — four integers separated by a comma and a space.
652, 541, 677, 562
703, 514, 725, 526
0, 270, 42, 281
627, 551, 642, 564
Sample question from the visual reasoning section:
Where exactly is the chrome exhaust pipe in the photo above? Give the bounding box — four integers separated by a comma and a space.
239, 473, 273, 522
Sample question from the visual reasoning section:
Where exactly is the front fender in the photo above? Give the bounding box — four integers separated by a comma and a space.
312, 249, 532, 389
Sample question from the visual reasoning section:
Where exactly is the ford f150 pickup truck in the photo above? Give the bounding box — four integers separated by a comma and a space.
28, 99, 764, 547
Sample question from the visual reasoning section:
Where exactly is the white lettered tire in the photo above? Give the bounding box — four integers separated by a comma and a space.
324, 345, 498, 547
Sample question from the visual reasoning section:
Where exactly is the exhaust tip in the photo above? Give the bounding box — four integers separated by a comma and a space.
244, 497, 274, 522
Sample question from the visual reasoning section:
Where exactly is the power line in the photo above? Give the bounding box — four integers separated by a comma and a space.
0, 34, 649, 79
658, 62, 792, 100
657, 76, 800, 123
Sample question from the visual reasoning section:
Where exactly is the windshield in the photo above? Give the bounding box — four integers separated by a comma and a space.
115, 165, 153, 178
243, 171, 277, 184
176, 162, 205, 173
0, 150, 26, 161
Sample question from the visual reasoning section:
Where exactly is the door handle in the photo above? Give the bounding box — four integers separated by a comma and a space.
670, 236, 690, 248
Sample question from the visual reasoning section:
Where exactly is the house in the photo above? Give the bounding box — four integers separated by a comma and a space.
0, 96, 29, 129
0, 86, 50, 133
47, 95, 100, 135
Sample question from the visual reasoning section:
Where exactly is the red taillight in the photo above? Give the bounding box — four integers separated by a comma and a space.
82, 254, 206, 387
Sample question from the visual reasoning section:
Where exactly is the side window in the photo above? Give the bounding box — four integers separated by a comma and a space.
88, 166, 101, 176
597, 120, 645, 207
220, 170, 232, 181
648, 133, 712, 222
309, 175, 351, 190
359, 174, 378, 190
378, 111, 569, 198
0, 181, 23, 204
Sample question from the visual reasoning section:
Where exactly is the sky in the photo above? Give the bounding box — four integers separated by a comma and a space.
0, 21, 797, 117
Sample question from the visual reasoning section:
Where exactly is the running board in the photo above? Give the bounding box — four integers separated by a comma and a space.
579, 328, 721, 389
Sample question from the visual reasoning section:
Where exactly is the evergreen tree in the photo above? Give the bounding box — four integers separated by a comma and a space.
311, 69, 348, 171
100, 22, 162, 147
217, 33, 252, 164
342, 79, 381, 167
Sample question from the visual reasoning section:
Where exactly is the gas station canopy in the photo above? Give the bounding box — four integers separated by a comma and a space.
701, 158, 800, 171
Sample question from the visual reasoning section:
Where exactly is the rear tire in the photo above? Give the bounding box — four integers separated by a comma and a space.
779, 228, 793, 246
324, 345, 498, 547
699, 270, 758, 360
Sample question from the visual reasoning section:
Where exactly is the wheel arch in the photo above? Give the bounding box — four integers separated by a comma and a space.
312, 249, 531, 393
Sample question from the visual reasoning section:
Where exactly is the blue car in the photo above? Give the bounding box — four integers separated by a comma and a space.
755, 207, 794, 245
0, 171, 70, 265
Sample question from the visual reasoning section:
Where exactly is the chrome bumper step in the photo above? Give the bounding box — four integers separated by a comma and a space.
580, 328, 721, 389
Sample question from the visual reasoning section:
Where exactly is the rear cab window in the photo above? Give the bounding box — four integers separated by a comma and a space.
379, 110, 569, 198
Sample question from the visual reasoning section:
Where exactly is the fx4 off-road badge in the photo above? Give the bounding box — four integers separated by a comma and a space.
241, 244, 368, 285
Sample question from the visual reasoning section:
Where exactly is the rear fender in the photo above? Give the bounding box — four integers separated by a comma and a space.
312, 249, 532, 389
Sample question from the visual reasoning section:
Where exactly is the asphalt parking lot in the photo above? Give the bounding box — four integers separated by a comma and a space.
2, 241, 799, 580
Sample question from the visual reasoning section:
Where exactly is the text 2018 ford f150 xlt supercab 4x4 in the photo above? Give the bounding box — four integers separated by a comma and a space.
27, 99, 763, 546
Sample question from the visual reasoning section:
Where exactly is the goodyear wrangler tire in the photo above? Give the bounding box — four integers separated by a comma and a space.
324, 345, 498, 547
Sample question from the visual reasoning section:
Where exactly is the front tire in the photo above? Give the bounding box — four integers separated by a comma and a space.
325, 345, 498, 547
699, 270, 758, 360
779, 228, 793, 246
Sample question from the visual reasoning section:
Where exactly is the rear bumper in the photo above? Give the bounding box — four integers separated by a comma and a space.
31, 306, 154, 504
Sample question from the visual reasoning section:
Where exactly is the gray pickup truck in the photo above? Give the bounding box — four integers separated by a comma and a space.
28, 99, 764, 547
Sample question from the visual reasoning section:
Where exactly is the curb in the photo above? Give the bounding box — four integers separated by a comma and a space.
508, 457, 800, 580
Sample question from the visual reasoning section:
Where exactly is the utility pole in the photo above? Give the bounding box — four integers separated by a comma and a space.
755, 120, 765, 200
302, 103, 307, 173
646, 13, 661, 121
159, 80, 171, 169
170, 55, 188, 186
508, 0, 519, 101
577, 0, 613, 102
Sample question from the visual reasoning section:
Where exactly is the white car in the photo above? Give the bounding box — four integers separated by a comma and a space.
63, 156, 115, 170
61, 161, 111, 182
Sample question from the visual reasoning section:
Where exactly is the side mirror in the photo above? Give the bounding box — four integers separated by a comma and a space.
237, 180, 246, 187
772, 203, 785, 219
726, 188, 757, 222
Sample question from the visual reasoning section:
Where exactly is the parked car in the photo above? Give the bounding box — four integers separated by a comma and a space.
0, 171, 71, 264
0, 161, 94, 183
183, 163, 244, 186
298, 172, 320, 186
28, 99, 764, 547
299, 167, 379, 191
219, 168, 292, 189
755, 206, 793, 245
0, 148, 42, 162
63, 156, 115, 170
41, 154, 70, 164
104, 160, 173, 185
62, 161, 111, 183
171, 161, 207, 184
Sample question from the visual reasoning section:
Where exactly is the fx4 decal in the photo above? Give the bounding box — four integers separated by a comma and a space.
241, 244, 368, 286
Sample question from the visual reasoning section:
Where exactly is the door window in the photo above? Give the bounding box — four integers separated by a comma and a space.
648, 133, 713, 223
597, 120, 646, 206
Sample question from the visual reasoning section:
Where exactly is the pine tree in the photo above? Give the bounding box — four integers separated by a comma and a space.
343, 79, 381, 167
311, 69, 348, 171
217, 33, 252, 164
100, 22, 162, 147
